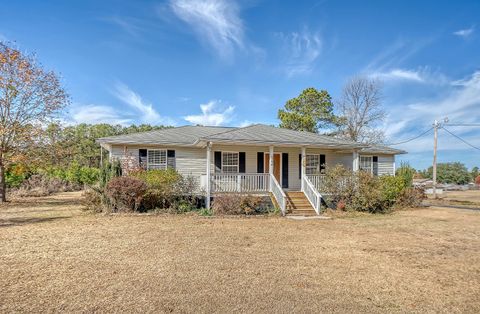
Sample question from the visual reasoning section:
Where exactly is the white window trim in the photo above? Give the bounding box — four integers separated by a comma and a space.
306, 154, 326, 175
221, 151, 239, 173
147, 149, 167, 170
359, 155, 373, 174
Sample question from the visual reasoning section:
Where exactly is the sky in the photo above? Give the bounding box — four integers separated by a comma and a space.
1, 0, 479, 170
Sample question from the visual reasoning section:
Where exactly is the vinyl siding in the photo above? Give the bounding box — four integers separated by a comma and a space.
377, 155, 395, 175
108, 144, 396, 188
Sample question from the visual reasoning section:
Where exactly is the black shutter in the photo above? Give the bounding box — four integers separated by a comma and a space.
214, 151, 222, 173
167, 150, 176, 169
320, 154, 326, 173
257, 152, 264, 173
299, 154, 302, 179
373, 156, 379, 176
139, 149, 147, 170
282, 153, 289, 188
239, 152, 246, 173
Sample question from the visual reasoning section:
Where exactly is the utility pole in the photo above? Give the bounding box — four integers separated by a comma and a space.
432, 120, 439, 198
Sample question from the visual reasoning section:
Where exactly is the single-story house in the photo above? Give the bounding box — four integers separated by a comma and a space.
98, 124, 406, 216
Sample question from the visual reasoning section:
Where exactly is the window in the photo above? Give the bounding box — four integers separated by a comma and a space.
222, 152, 239, 173
306, 154, 320, 175
305, 154, 326, 175
360, 156, 373, 174
147, 149, 167, 170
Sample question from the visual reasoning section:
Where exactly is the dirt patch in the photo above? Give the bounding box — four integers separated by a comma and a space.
1, 192, 480, 313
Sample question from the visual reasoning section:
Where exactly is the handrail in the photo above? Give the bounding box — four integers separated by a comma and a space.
270, 174, 286, 216
210, 173, 270, 193
303, 176, 322, 215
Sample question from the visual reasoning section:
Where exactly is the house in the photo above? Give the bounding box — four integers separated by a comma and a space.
97, 124, 406, 215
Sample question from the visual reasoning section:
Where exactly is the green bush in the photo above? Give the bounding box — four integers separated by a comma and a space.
379, 175, 407, 206
396, 162, 415, 187
42, 163, 100, 186
131, 168, 181, 209
5, 164, 28, 188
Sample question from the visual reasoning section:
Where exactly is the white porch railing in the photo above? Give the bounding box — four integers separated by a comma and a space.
308, 174, 326, 192
270, 174, 286, 216
209, 173, 270, 193
307, 174, 351, 192
302, 176, 322, 215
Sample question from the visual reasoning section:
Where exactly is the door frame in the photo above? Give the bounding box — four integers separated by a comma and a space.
264, 152, 282, 184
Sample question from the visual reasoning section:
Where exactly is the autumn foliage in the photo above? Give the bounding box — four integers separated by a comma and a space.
0, 42, 68, 201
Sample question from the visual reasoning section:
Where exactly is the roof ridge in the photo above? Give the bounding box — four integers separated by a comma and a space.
199, 123, 262, 139
97, 126, 183, 140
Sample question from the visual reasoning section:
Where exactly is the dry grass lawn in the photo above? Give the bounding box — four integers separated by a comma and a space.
427, 189, 480, 208
1, 192, 480, 313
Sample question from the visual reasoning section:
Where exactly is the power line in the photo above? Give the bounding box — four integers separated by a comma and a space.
386, 127, 433, 146
442, 127, 480, 151
446, 123, 480, 127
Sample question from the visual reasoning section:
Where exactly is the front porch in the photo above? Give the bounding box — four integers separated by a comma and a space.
201, 144, 361, 216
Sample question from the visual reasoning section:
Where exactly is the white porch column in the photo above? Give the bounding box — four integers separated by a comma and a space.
301, 147, 306, 192
269, 145, 274, 191
352, 150, 360, 172
206, 142, 212, 209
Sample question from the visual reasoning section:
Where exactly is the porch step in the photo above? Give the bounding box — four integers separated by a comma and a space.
285, 191, 317, 216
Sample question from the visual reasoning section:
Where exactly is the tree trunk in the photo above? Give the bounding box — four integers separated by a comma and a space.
0, 162, 6, 203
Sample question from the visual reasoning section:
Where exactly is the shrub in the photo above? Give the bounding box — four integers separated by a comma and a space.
379, 175, 407, 206
397, 187, 425, 208
396, 162, 415, 187
476, 175, 480, 186
321, 165, 356, 207
6, 164, 28, 188
42, 164, 101, 186
322, 165, 416, 213
106, 176, 147, 212
82, 189, 107, 213
212, 194, 262, 215
349, 171, 388, 213
12, 174, 80, 197
131, 168, 181, 209
78, 167, 100, 186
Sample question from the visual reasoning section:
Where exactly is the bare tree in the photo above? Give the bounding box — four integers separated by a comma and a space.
336, 76, 386, 143
0, 42, 68, 202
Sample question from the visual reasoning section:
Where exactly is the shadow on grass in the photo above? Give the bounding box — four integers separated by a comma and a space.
0, 216, 71, 228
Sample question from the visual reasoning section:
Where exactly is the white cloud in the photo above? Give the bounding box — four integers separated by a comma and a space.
277, 28, 322, 77
68, 83, 176, 126
184, 100, 234, 126
370, 69, 424, 82
364, 38, 434, 73
169, 0, 244, 60
453, 26, 474, 39
69, 104, 133, 125
368, 67, 449, 85
385, 71, 480, 153
112, 82, 163, 124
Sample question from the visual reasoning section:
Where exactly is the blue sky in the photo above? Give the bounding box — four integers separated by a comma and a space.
1, 0, 479, 170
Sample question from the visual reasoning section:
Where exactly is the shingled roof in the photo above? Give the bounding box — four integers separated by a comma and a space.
97, 125, 233, 145
97, 124, 405, 154
201, 124, 364, 148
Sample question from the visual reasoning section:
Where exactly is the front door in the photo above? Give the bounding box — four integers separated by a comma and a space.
264, 153, 281, 183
